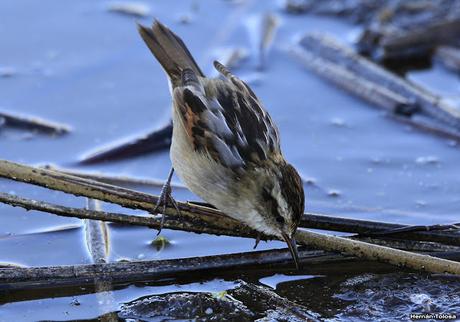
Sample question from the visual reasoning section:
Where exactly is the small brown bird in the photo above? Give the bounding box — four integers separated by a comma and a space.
138, 20, 305, 268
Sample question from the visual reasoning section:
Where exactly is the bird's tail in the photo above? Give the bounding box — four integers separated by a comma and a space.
137, 20, 204, 87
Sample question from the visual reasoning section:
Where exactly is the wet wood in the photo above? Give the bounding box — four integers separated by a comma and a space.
291, 32, 460, 136
0, 110, 70, 135
1, 159, 460, 276
0, 249, 342, 289
1, 247, 459, 290
79, 122, 172, 165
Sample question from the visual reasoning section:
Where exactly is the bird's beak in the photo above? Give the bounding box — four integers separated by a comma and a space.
282, 233, 300, 270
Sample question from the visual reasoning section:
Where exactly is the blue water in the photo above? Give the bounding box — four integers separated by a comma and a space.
0, 0, 459, 320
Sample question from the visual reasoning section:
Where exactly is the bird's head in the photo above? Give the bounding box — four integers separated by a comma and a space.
251, 162, 305, 268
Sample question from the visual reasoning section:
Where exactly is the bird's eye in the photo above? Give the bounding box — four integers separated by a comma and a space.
276, 216, 285, 224
262, 188, 271, 201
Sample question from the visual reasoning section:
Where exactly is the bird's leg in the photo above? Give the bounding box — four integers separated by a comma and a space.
153, 168, 181, 235
253, 232, 262, 249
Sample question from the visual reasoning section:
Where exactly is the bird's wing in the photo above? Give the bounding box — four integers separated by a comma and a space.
173, 63, 281, 169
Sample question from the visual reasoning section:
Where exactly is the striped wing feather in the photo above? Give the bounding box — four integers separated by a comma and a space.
174, 66, 281, 169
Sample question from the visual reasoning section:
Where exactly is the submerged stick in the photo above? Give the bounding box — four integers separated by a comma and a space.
0, 110, 70, 135
1, 159, 460, 276
83, 199, 117, 320
84, 199, 110, 264
79, 122, 172, 165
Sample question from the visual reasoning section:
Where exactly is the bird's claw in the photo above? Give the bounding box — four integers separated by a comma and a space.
153, 181, 181, 235
253, 232, 262, 249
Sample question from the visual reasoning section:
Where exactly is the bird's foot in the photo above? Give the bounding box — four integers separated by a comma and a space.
153, 180, 181, 235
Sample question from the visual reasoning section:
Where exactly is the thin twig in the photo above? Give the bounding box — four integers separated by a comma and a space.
355, 237, 460, 253
3, 192, 459, 254
42, 165, 186, 189
302, 214, 460, 247
362, 223, 460, 237
0, 192, 252, 238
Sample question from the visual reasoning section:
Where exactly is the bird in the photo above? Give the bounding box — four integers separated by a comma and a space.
137, 20, 305, 269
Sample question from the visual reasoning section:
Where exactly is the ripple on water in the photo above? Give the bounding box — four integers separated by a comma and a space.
332, 273, 460, 321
